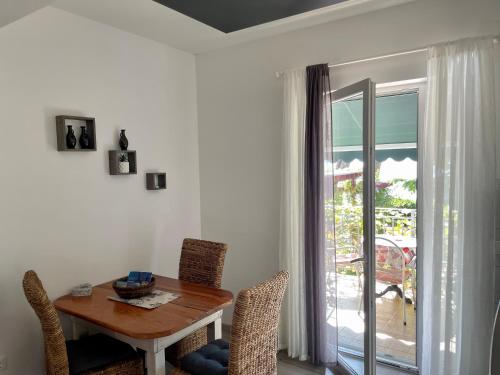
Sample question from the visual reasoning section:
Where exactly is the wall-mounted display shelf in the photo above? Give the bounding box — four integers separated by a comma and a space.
56, 115, 96, 151
108, 150, 137, 175
146, 173, 166, 190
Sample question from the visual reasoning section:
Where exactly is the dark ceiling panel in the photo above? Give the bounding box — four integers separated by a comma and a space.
153, 0, 349, 33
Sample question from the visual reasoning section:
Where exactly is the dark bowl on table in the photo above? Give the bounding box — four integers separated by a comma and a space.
112, 277, 156, 299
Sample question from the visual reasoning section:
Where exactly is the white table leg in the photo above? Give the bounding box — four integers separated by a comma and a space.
71, 316, 86, 340
146, 350, 166, 375
207, 317, 222, 341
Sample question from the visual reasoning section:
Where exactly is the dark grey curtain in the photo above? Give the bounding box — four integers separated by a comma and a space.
304, 64, 333, 366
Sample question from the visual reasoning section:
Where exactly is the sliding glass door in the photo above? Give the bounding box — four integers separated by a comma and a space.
329, 79, 376, 375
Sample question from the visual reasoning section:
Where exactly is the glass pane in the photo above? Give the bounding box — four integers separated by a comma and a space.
332, 92, 417, 148
374, 93, 418, 367
333, 93, 417, 164
331, 91, 365, 373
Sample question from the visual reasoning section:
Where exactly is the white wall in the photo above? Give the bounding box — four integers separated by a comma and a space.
196, 0, 500, 323
0, 7, 200, 374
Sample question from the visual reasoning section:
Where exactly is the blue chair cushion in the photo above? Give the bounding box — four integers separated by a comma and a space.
180, 339, 229, 375
66, 333, 140, 374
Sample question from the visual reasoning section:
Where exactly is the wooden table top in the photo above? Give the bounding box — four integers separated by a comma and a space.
54, 275, 233, 340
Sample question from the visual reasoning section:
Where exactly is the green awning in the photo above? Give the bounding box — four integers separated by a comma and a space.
332, 92, 418, 162
334, 148, 417, 163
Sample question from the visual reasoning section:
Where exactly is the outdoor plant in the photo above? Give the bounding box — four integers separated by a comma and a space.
328, 175, 417, 277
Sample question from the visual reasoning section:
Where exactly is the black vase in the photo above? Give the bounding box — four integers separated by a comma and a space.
66, 125, 77, 149
79, 126, 90, 149
119, 129, 128, 151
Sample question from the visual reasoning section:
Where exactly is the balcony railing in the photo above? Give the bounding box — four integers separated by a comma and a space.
326, 206, 416, 257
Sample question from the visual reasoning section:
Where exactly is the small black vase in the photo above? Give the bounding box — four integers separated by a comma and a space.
79, 126, 90, 149
119, 129, 128, 151
66, 125, 77, 149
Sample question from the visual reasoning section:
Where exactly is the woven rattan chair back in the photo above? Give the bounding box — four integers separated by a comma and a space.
179, 238, 228, 288
228, 271, 289, 375
173, 238, 228, 360
23, 270, 69, 375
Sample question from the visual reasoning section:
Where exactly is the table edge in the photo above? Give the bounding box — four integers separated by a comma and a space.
54, 298, 233, 340
54, 276, 233, 339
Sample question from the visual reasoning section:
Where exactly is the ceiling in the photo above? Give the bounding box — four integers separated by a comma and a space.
2, 0, 414, 54
152, 0, 349, 33
0, 0, 53, 29
52, 0, 414, 53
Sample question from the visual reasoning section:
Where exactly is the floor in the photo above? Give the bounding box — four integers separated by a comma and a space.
336, 353, 414, 375
278, 361, 322, 375
221, 289, 417, 375
277, 352, 413, 375
168, 355, 411, 375
335, 274, 416, 365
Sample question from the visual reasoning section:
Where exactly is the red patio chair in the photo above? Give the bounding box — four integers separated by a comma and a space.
351, 237, 416, 325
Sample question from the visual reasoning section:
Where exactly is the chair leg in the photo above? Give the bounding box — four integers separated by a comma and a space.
356, 266, 361, 290
412, 275, 417, 311
402, 282, 407, 326
357, 277, 363, 318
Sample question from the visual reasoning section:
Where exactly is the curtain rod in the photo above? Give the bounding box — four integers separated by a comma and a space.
329, 47, 427, 69
275, 36, 499, 78
275, 47, 427, 78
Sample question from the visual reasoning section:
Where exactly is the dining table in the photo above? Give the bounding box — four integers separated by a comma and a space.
54, 275, 233, 375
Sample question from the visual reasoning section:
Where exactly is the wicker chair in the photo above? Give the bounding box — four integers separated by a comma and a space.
22, 270, 143, 375
171, 238, 228, 361
171, 271, 289, 375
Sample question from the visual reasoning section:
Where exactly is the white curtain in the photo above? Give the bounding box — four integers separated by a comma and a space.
279, 68, 308, 360
421, 37, 497, 375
